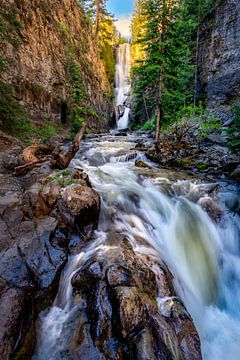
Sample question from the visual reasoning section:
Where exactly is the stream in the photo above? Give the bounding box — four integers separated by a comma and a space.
33, 131, 240, 360
33, 43, 240, 359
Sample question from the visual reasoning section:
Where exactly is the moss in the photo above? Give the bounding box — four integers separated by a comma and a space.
196, 161, 207, 171
179, 157, 193, 168
227, 105, 240, 152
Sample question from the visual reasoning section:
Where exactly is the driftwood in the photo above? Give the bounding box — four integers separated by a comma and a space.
14, 125, 86, 176
52, 124, 86, 169
20, 144, 50, 163
14, 156, 52, 176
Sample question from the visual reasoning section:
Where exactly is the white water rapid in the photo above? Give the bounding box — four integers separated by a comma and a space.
33, 133, 240, 360
115, 43, 131, 130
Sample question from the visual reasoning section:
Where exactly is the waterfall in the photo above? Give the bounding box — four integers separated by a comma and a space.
115, 43, 131, 130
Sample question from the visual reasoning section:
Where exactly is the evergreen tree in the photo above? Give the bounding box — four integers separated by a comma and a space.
132, 0, 194, 138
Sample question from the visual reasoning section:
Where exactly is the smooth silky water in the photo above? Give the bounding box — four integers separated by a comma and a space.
33, 133, 240, 360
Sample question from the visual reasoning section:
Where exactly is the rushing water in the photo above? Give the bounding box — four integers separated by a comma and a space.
115, 43, 131, 130
33, 133, 240, 360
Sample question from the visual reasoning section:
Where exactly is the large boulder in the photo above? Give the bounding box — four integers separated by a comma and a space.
67, 235, 202, 359
58, 184, 100, 228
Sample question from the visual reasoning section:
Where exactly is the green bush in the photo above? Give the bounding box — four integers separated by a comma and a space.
198, 116, 222, 140
143, 114, 156, 131
227, 105, 240, 152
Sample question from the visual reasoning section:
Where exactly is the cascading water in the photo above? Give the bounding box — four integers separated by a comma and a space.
115, 43, 131, 130
33, 133, 240, 360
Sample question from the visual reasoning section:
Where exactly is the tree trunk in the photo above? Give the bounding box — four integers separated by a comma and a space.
52, 124, 86, 169
155, 1, 166, 143
94, 0, 100, 38
194, 0, 201, 107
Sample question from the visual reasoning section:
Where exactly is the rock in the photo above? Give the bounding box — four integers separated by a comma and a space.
72, 261, 103, 291
230, 165, 240, 183
0, 287, 26, 360
197, 0, 240, 111
106, 264, 134, 287
35, 182, 60, 218
66, 235, 202, 359
198, 196, 223, 221
131, 328, 157, 360
135, 160, 152, 169
58, 184, 100, 228
114, 286, 148, 338
2, 153, 20, 170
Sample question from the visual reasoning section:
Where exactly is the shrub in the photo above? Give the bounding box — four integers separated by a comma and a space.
227, 105, 240, 152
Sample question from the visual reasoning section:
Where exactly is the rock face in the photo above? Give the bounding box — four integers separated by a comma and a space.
1, 0, 113, 130
67, 235, 202, 359
198, 0, 240, 114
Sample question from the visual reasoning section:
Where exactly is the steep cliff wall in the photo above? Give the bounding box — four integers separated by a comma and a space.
198, 0, 240, 115
1, 0, 113, 131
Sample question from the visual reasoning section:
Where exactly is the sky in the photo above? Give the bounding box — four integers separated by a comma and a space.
107, 0, 135, 38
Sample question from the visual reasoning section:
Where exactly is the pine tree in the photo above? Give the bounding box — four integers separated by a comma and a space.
131, 0, 194, 138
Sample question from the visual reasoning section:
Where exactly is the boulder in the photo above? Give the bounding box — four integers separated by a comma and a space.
58, 184, 100, 228
135, 160, 152, 169
0, 287, 26, 360
69, 235, 202, 359
230, 165, 240, 183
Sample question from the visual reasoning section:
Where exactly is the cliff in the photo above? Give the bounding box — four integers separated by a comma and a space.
1, 0, 113, 132
197, 0, 240, 118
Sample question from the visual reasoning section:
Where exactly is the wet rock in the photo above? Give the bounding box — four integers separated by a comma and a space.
114, 286, 148, 338
106, 264, 134, 287
40, 233, 202, 359
230, 165, 240, 183
135, 160, 152, 169
0, 287, 26, 360
198, 196, 223, 221
58, 184, 100, 228
72, 261, 103, 291
0, 245, 34, 288
158, 297, 202, 359
130, 327, 157, 360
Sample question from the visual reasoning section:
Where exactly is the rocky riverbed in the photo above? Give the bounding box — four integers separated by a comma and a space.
0, 130, 239, 359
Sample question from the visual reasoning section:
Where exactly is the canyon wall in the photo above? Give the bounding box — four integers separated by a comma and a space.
1, 0, 113, 131
198, 0, 240, 117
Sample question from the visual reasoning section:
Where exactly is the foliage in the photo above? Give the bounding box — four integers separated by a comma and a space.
79, 0, 117, 83
142, 114, 156, 131
131, 0, 195, 128
48, 169, 76, 187
131, 0, 218, 136
198, 116, 222, 140
227, 105, 240, 152
0, 5, 28, 135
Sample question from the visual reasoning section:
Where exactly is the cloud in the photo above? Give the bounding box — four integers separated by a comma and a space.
116, 17, 131, 38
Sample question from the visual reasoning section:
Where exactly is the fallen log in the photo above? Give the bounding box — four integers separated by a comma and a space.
14, 156, 52, 176
52, 124, 86, 169
20, 144, 50, 164
14, 124, 86, 175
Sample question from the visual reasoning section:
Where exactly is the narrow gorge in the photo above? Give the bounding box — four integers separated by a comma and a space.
0, 1, 239, 360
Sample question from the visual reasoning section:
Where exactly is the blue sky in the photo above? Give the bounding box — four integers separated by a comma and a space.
107, 0, 135, 37
107, 0, 134, 17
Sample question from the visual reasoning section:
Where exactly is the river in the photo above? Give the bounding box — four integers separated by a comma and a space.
32, 43, 240, 359
32, 131, 240, 359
